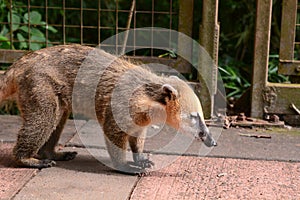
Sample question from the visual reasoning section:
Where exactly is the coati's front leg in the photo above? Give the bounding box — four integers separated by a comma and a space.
104, 132, 153, 174
102, 111, 140, 173
103, 126, 152, 174
104, 133, 128, 170
129, 134, 154, 169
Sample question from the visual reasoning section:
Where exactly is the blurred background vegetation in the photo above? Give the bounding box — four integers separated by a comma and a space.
0, 0, 292, 114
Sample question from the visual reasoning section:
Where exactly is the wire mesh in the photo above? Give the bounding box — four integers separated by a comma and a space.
0, 0, 178, 57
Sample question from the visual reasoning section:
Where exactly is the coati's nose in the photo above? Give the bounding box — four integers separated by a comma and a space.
194, 112, 217, 147
211, 139, 217, 146
201, 133, 217, 147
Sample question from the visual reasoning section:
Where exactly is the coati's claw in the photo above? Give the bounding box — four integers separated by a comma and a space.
38, 159, 56, 169
138, 171, 151, 177
133, 153, 154, 169
136, 159, 154, 169
113, 164, 142, 175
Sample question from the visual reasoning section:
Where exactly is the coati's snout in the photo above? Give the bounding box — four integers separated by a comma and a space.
189, 112, 217, 147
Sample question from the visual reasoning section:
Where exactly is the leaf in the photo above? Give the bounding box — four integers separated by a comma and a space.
0, 25, 9, 36
29, 42, 42, 50
19, 26, 29, 33
46, 25, 57, 33
0, 35, 11, 49
31, 35, 46, 43
0, 35, 8, 41
24, 11, 42, 25
40, 22, 58, 33
8, 12, 21, 31
269, 54, 279, 58
227, 90, 242, 98
19, 27, 45, 41
218, 66, 231, 76
17, 33, 26, 41
30, 28, 44, 37
158, 53, 169, 58
17, 33, 28, 49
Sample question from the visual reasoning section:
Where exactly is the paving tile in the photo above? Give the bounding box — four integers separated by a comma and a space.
14, 147, 138, 200
0, 168, 37, 200
130, 156, 300, 200
0, 115, 87, 146
0, 143, 37, 200
0, 115, 21, 143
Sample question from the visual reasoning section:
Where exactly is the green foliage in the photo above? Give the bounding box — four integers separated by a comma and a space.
0, 34, 10, 49
0, 0, 57, 50
268, 55, 289, 83
218, 0, 256, 64
218, 57, 250, 98
217, 0, 286, 99
219, 54, 290, 99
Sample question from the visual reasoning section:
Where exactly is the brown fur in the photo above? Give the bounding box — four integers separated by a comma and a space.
0, 45, 209, 172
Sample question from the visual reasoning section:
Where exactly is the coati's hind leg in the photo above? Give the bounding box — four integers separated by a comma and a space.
128, 130, 154, 169
37, 110, 77, 162
13, 110, 58, 168
13, 83, 75, 168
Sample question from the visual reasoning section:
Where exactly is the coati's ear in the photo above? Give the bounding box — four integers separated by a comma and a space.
169, 75, 181, 80
162, 84, 178, 100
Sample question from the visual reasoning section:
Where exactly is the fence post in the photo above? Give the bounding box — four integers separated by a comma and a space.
250, 0, 272, 118
178, 0, 194, 71
199, 0, 219, 118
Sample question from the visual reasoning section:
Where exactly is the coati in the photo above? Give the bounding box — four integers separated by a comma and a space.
0, 44, 216, 172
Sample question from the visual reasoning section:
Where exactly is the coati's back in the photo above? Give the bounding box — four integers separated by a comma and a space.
94, 54, 159, 125
0, 45, 136, 106
0, 45, 93, 104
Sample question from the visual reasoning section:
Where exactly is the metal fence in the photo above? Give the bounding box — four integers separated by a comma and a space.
0, 0, 221, 118
278, 0, 300, 75
251, 0, 300, 123
0, 0, 178, 56
0, 0, 211, 74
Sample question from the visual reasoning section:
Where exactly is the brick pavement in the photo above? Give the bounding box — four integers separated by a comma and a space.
0, 115, 300, 199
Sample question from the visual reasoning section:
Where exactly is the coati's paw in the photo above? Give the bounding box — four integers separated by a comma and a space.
39, 159, 57, 169
133, 153, 154, 169
17, 158, 56, 169
136, 158, 154, 169
112, 163, 139, 175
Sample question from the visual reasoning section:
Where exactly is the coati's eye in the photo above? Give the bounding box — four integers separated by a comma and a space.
189, 112, 198, 125
180, 112, 198, 120
190, 112, 198, 118
180, 112, 198, 125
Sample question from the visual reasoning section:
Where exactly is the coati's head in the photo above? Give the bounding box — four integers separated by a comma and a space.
130, 76, 217, 147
